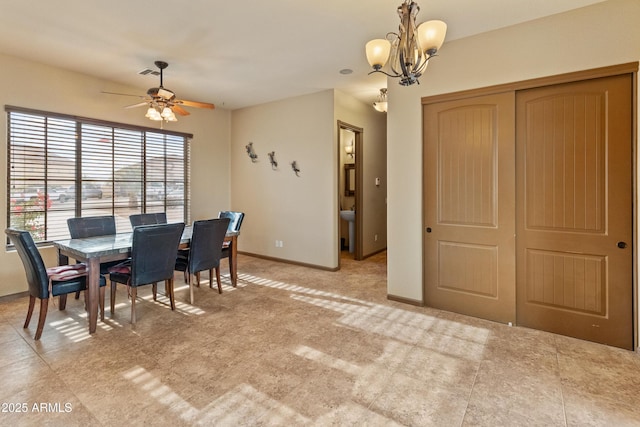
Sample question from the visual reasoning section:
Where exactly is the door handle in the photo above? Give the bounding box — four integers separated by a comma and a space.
617, 241, 628, 249
426, 227, 432, 233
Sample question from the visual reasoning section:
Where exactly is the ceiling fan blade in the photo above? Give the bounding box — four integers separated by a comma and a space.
171, 105, 190, 116
125, 102, 150, 109
175, 99, 215, 109
102, 91, 144, 98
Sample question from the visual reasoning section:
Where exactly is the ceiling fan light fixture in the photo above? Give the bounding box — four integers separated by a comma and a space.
145, 106, 161, 120
165, 109, 178, 121
161, 106, 173, 119
105, 60, 215, 126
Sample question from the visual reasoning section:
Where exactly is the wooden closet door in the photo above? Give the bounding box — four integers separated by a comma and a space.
424, 92, 516, 323
516, 74, 633, 349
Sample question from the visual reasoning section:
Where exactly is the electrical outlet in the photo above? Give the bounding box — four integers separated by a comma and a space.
374, 234, 378, 241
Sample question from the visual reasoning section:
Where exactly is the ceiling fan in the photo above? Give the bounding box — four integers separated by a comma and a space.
103, 61, 214, 122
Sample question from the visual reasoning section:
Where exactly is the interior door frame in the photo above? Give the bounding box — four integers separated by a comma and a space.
337, 120, 364, 261
421, 62, 638, 349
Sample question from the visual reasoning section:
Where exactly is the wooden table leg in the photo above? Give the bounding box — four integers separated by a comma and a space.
230, 235, 238, 287
86, 258, 100, 334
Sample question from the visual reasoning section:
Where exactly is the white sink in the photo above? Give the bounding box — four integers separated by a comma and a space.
340, 210, 355, 222
340, 210, 355, 253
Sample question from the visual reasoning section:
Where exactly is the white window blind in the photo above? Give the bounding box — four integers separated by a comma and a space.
7, 107, 191, 244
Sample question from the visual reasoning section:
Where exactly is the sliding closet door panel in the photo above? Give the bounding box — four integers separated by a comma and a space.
424, 92, 516, 323
516, 74, 633, 349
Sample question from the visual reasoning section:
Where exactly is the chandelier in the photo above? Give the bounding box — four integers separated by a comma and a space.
373, 88, 388, 112
365, 0, 447, 86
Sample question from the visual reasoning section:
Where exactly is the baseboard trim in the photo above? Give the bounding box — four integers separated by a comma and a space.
0, 290, 28, 302
362, 247, 387, 259
238, 251, 340, 272
387, 293, 424, 306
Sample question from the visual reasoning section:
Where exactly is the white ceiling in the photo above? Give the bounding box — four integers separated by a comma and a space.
0, 0, 604, 110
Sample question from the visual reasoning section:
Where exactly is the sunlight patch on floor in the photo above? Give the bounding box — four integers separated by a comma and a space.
293, 345, 361, 375
240, 272, 489, 361
50, 317, 92, 342
122, 366, 308, 425
137, 293, 206, 315
194, 384, 308, 425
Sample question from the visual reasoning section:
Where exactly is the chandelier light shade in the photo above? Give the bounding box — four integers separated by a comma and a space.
365, 39, 392, 70
366, 0, 447, 86
373, 88, 388, 112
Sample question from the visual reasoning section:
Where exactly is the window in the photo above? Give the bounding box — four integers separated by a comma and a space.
7, 106, 192, 244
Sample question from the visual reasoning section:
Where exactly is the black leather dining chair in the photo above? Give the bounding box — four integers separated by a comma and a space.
67, 215, 121, 274
129, 212, 167, 228
68, 215, 116, 239
109, 222, 184, 324
6, 228, 106, 340
218, 211, 244, 285
175, 218, 230, 304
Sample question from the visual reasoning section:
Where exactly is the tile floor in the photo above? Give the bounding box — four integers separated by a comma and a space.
0, 251, 639, 426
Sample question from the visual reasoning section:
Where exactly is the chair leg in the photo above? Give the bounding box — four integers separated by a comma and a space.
168, 279, 175, 311
99, 285, 105, 321
215, 267, 222, 294
75, 290, 80, 300
152, 283, 157, 301
110, 281, 117, 315
59, 294, 67, 310
130, 287, 137, 324
195, 272, 200, 287
35, 298, 49, 340
24, 295, 36, 329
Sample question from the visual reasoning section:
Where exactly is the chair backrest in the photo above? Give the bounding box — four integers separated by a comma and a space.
129, 212, 168, 228
5, 229, 49, 299
67, 215, 116, 238
218, 211, 245, 233
189, 218, 230, 274
130, 222, 185, 287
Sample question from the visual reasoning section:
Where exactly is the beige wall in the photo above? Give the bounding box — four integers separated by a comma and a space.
230, 90, 337, 268
387, 0, 640, 334
0, 54, 230, 297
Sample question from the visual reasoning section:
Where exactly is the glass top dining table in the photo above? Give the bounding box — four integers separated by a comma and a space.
52, 225, 239, 334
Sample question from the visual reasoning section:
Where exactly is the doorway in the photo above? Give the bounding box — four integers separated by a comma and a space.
423, 67, 635, 349
338, 121, 363, 261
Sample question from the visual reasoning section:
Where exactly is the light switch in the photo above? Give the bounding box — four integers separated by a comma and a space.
375, 177, 380, 186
